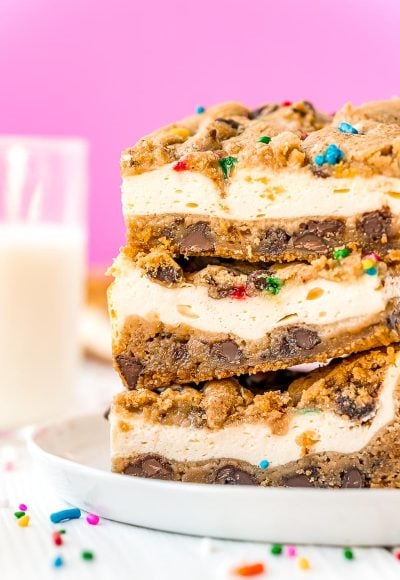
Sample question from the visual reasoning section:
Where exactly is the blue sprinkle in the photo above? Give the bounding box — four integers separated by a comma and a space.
365, 266, 378, 276
314, 154, 325, 166
196, 105, 205, 114
338, 122, 358, 135
53, 556, 64, 568
50, 508, 81, 524
259, 459, 270, 469
325, 143, 344, 165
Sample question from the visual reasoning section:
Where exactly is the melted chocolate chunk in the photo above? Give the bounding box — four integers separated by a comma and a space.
179, 223, 215, 253
248, 104, 279, 119
124, 455, 173, 480
306, 219, 344, 238
290, 328, 321, 350
283, 473, 314, 487
213, 465, 257, 485
116, 355, 143, 389
172, 343, 189, 363
292, 232, 327, 252
258, 228, 290, 256
335, 395, 376, 421
357, 210, 391, 241
210, 340, 243, 363
341, 467, 364, 488
246, 269, 272, 292
147, 264, 183, 285
215, 117, 240, 130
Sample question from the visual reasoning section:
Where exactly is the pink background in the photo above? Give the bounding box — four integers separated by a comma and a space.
0, 0, 399, 265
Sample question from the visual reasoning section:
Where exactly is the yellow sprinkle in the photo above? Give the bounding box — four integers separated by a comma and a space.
18, 515, 30, 527
361, 258, 375, 270
170, 127, 191, 139
298, 556, 310, 570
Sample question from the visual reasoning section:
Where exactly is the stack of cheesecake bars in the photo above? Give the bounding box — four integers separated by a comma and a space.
108, 98, 400, 488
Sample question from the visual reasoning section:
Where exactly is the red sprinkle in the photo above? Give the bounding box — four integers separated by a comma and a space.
53, 531, 63, 546
281, 101, 292, 107
228, 286, 247, 300
394, 549, 400, 560
172, 160, 188, 172
232, 562, 265, 577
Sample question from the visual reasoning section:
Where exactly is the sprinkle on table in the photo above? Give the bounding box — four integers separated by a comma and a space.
332, 247, 350, 260
297, 556, 310, 570
258, 135, 271, 144
232, 562, 265, 576
14, 511, 25, 519
50, 508, 81, 524
53, 531, 63, 546
18, 503, 27, 511
393, 548, 400, 560
196, 105, 205, 114
314, 144, 344, 166
265, 276, 284, 295
286, 545, 297, 557
343, 548, 354, 560
86, 513, 100, 526
270, 544, 282, 555
53, 556, 64, 568
17, 514, 30, 527
259, 459, 270, 470
218, 156, 238, 178
338, 122, 358, 135
81, 550, 95, 561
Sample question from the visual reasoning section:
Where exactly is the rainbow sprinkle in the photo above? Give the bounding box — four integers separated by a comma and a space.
53, 556, 64, 568
18, 503, 27, 511
332, 247, 350, 260
361, 253, 380, 276
258, 135, 271, 144
297, 556, 310, 570
232, 562, 265, 576
196, 105, 205, 114
343, 547, 354, 560
50, 508, 81, 524
81, 550, 95, 561
265, 276, 283, 295
259, 459, 270, 470
86, 513, 100, 526
314, 144, 344, 166
286, 545, 297, 557
270, 544, 282, 555
338, 122, 358, 135
17, 514, 30, 527
218, 156, 238, 178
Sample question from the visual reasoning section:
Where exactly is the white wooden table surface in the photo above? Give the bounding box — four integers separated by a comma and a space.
1, 362, 400, 580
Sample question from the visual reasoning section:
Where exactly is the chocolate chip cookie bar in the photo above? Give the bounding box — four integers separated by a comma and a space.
121, 99, 400, 264
110, 347, 400, 487
108, 248, 400, 389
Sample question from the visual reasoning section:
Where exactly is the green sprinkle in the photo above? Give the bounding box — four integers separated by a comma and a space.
58, 529, 66, 534
81, 550, 94, 561
218, 156, 238, 178
332, 247, 350, 260
271, 544, 282, 555
258, 135, 271, 144
343, 548, 354, 560
265, 276, 283, 295
14, 511, 25, 519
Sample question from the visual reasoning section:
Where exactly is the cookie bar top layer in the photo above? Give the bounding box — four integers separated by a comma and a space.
121, 98, 400, 262
109, 251, 399, 342
110, 348, 400, 469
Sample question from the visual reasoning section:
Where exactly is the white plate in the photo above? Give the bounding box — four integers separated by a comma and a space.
28, 413, 400, 546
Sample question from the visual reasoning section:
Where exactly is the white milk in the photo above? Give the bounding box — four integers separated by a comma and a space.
0, 224, 85, 429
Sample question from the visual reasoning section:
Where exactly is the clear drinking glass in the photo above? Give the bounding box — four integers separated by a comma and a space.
0, 137, 88, 429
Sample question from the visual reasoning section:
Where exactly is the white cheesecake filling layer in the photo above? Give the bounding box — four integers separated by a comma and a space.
109, 255, 398, 341
111, 354, 400, 467
122, 165, 400, 221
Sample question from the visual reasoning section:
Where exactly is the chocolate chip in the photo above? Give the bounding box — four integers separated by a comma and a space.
335, 395, 376, 420
103, 407, 110, 421
116, 355, 143, 389
215, 117, 240, 130
310, 166, 329, 178
179, 223, 215, 253
210, 340, 243, 363
357, 210, 391, 241
213, 465, 257, 485
172, 343, 189, 362
124, 455, 173, 480
258, 228, 290, 256
283, 473, 314, 487
306, 219, 344, 238
147, 264, 183, 286
246, 269, 271, 292
388, 302, 400, 333
341, 467, 364, 488
292, 232, 327, 252
290, 328, 321, 350
248, 104, 278, 119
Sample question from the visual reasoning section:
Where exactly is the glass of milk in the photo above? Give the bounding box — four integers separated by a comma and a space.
0, 137, 88, 429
